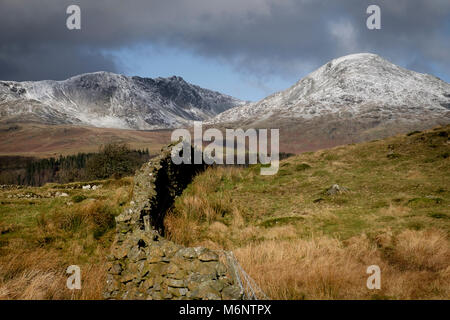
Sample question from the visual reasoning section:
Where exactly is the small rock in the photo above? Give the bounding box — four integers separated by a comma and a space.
113, 246, 128, 259
199, 250, 219, 262
166, 264, 179, 274
221, 285, 243, 300
326, 184, 348, 195
120, 273, 135, 283
166, 278, 185, 288
110, 263, 123, 275
141, 278, 154, 289
178, 247, 197, 259
168, 287, 188, 297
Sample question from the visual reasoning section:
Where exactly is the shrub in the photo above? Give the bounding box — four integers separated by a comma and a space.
85, 143, 141, 180
72, 195, 87, 203
407, 130, 421, 136
296, 163, 312, 171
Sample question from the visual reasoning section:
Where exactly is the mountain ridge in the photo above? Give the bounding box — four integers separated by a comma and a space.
0, 72, 244, 130
1, 53, 450, 154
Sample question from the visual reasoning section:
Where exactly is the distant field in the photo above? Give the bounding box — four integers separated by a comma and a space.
165, 125, 450, 299
0, 122, 171, 158
1, 120, 443, 159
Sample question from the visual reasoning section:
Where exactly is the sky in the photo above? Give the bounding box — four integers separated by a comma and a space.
0, 0, 449, 101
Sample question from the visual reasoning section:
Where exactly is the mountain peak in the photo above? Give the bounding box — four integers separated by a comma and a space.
168, 75, 184, 81
211, 52, 450, 127
330, 52, 381, 64
66, 71, 123, 81
313, 52, 396, 79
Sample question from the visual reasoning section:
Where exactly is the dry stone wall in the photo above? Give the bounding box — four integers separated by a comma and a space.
104, 143, 243, 300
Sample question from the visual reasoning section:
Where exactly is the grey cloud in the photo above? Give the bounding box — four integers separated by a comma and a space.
0, 44, 117, 81
0, 0, 449, 81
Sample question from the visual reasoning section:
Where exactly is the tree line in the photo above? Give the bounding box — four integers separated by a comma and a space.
0, 143, 151, 186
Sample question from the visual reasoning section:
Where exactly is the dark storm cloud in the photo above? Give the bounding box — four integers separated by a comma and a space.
0, 0, 449, 81
0, 45, 117, 81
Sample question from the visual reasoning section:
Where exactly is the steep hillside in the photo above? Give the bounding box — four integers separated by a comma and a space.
165, 125, 450, 299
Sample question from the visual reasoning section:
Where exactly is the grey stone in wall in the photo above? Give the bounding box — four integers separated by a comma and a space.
104, 143, 243, 300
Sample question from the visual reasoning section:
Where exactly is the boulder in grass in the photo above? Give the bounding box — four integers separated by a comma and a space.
326, 184, 348, 195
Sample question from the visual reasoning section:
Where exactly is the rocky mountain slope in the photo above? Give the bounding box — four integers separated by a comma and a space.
209, 53, 450, 152
0, 72, 244, 130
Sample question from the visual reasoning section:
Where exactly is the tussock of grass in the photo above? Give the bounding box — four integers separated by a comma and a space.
234, 230, 449, 300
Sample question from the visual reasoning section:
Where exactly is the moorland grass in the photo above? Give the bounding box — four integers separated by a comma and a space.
165, 125, 450, 299
0, 177, 132, 299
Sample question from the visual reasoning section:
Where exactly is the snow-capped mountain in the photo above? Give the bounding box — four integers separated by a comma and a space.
0, 72, 244, 129
209, 53, 450, 149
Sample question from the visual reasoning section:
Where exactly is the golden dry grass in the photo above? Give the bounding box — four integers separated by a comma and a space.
0, 178, 132, 299
233, 230, 449, 300
166, 126, 450, 299
0, 249, 108, 300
